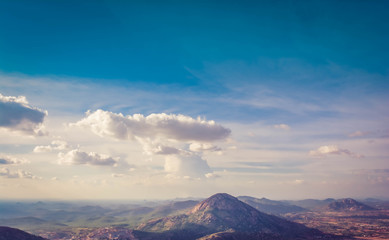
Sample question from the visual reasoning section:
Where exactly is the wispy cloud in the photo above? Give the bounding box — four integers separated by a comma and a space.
273, 124, 291, 130
309, 145, 364, 158
348, 130, 371, 137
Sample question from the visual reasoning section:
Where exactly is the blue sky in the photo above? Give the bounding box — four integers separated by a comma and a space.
0, 0, 388, 200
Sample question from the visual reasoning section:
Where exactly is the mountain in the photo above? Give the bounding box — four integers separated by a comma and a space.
237, 196, 306, 215
326, 198, 376, 212
137, 193, 334, 239
0, 226, 47, 240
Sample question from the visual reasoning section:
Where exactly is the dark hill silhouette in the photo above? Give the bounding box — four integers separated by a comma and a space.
0, 226, 46, 240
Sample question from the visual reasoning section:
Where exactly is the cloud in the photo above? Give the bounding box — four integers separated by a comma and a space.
34, 140, 70, 153
58, 149, 118, 166
0, 168, 39, 179
309, 145, 364, 158
0, 93, 47, 135
72, 110, 230, 178
0, 155, 26, 165
273, 124, 290, 130
72, 110, 231, 142
189, 142, 221, 152
164, 154, 212, 178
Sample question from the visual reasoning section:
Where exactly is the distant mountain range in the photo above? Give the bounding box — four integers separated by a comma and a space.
237, 196, 306, 215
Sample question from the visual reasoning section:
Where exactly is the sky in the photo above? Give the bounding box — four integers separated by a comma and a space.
0, 0, 388, 200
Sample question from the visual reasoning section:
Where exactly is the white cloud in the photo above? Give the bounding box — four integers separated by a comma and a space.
72, 110, 231, 142
0, 168, 39, 179
34, 140, 70, 153
309, 145, 364, 158
164, 154, 212, 178
273, 124, 290, 130
189, 142, 221, 152
58, 149, 118, 166
0, 93, 47, 135
0, 155, 27, 165
72, 110, 231, 178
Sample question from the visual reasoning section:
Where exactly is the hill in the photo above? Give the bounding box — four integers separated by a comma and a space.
326, 198, 376, 212
137, 193, 335, 239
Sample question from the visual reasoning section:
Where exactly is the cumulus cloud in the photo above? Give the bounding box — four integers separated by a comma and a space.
58, 149, 118, 166
273, 124, 290, 130
72, 110, 231, 142
0, 155, 26, 165
164, 154, 212, 178
0, 93, 47, 135
72, 110, 230, 178
0, 168, 39, 179
309, 145, 364, 158
34, 140, 70, 153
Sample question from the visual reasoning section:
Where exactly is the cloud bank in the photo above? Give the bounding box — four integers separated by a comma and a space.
309, 145, 364, 158
0, 93, 47, 135
58, 149, 118, 166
